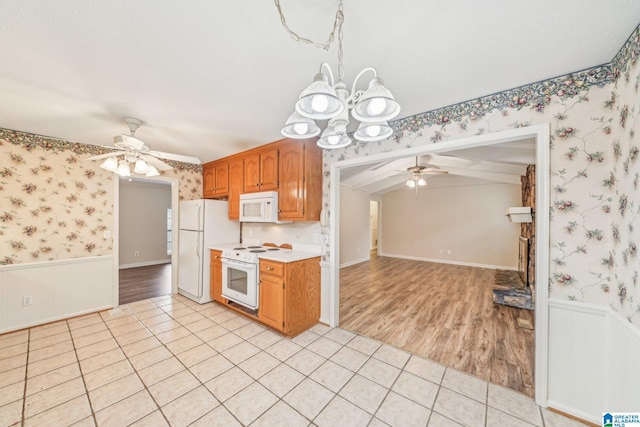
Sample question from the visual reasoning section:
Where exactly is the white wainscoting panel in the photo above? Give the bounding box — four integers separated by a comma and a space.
605, 309, 640, 411
547, 298, 640, 424
0, 256, 114, 334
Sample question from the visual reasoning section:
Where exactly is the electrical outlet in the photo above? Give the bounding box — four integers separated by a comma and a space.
322, 234, 329, 244
134, 251, 140, 257
103, 230, 111, 239
22, 296, 32, 306
447, 249, 452, 255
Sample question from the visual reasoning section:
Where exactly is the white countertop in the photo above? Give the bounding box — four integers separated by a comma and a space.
209, 243, 322, 263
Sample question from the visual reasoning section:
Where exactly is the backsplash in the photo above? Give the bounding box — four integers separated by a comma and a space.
0, 129, 202, 265
322, 24, 640, 326
241, 221, 321, 248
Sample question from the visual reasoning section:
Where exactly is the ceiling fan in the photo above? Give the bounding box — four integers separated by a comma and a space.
86, 117, 201, 177
393, 156, 448, 190
393, 156, 449, 197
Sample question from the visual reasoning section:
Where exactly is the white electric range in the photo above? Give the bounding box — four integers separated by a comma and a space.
214, 243, 321, 310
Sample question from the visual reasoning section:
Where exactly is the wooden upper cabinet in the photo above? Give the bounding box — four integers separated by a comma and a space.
215, 163, 229, 194
202, 160, 229, 198
278, 138, 323, 221
227, 156, 244, 219
203, 163, 216, 198
243, 147, 279, 193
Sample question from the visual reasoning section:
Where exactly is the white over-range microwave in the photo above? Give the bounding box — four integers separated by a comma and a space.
239, 191, 290, 223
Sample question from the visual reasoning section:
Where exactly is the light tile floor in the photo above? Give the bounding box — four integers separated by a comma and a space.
0, 294, 588, 427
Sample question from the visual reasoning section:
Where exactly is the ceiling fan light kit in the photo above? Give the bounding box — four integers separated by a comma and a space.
275, 0, 400, 149
89, 117, 199, 178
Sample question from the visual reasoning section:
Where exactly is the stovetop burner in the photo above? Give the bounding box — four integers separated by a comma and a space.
247, 246, 262, 249
250, 249, 266, 253
267, 248, 280, 251
233, 247, 246, 250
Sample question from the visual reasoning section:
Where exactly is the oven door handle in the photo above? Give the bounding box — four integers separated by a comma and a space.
222, 258, 256, 270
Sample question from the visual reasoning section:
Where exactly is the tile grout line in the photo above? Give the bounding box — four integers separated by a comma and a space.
20, 328, 30, 427
67, 317, 99, 427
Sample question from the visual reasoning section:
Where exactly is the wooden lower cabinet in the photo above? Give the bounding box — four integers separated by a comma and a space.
210, 250, 225, 304
258, 272, 284, 330
258, 257, 320, 337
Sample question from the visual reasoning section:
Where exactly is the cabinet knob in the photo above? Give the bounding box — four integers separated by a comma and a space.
266, 266, 274, 271
255, 183, 259, 187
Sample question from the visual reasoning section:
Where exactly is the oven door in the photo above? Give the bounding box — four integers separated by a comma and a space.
221, 258, 259, 310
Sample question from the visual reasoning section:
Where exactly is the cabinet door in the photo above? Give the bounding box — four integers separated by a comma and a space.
203, 164, 216, 198
214, 162, 229, 195
278, 140, 305, 220
259, 147, 279, 191
259, 274, 284, 331
243, 153, 261, 193
227, 157, 244, 219
210, 250, 224, 303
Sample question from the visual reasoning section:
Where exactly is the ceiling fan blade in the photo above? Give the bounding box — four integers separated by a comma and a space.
141, 155, 173, 171
84, 152, 123, 161
423, 170, 449, 175
149, 150, 201, 165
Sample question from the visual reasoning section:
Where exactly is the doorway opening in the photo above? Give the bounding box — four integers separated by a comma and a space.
370, 200, 379, 253
114, 176, 179, 305
327, 124, 550, 406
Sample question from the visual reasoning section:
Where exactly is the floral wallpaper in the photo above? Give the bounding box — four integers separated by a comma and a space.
0, 129, 202, 265
323, 24, 640, 327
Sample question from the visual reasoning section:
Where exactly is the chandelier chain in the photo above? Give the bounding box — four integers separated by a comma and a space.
274, 0, 345, 80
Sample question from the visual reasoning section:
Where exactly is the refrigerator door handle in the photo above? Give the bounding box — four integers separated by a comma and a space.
196, 230, 200, 258
197, 205, 202, 231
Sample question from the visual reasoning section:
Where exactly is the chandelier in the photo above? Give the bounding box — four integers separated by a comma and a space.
276, 0, 400, 149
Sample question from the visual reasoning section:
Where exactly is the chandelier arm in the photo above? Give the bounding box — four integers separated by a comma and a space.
343, 67, 377, 106
274, 0, 344, 53
320, 62, 336, 87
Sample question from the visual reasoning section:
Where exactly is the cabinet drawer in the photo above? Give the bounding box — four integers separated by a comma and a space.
260, 260, 284, 276
210, 250, 222, 262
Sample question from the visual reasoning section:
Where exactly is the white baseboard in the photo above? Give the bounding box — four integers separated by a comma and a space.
0, 305, 113, 335
339, 256, 370, 269
378, 252, 516, 270
119, 259, 171, 269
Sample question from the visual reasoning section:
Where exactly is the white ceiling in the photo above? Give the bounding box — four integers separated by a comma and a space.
0, 1, 639, 163
341, 139, 535, 194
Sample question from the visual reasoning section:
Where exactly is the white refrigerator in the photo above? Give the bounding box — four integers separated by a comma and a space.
178, 199, 239, 303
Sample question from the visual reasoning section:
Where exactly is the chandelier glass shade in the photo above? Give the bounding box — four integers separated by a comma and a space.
283, 63, 400, 149
100, 155, 160, 177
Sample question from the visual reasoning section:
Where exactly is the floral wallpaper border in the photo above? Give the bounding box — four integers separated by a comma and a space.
0, 128, 203, 173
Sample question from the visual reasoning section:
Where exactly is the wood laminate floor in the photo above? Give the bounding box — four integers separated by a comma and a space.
339, 252, 535, 397
119, 263, 171, 305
